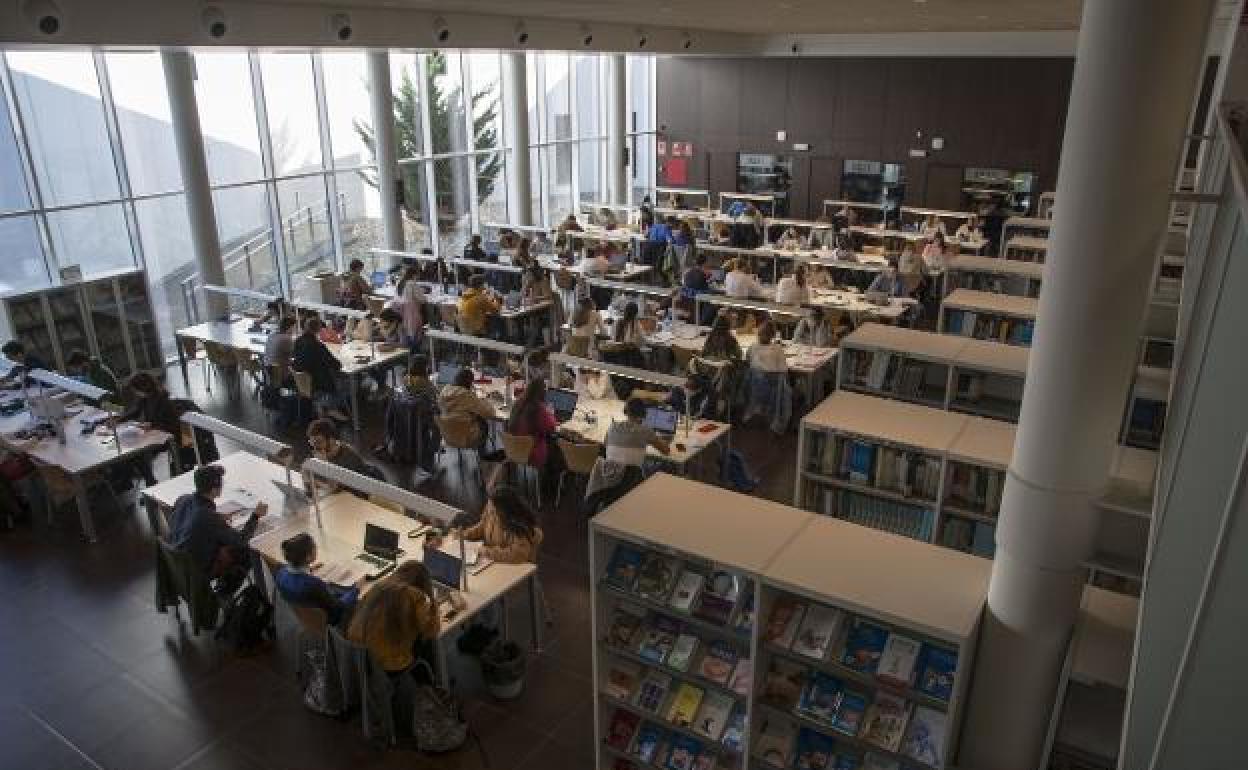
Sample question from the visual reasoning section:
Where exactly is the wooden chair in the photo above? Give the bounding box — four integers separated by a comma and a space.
671, 344, 696, 374
434, 414, 484, 499
179, 336, 212, 391
500, 432, 541, 508
233, 348, 265, 399
202, 341, 239, 396
555, 438, 599, 510
365, 295, 387, 316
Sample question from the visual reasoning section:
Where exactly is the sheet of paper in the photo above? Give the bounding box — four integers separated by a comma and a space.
317, 561, 363, 586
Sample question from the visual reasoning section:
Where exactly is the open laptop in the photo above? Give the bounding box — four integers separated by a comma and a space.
437, 362, 461, 386
545, 387, 580, 423
271, 480, 311, 511
354, 523, 401, 579
503, 291, 523, 310
423, 546, 464, 604
710, 268, 726, 283
644, 406, 679, 436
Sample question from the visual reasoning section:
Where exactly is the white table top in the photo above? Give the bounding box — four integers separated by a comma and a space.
802, 390, 967, 454
850, 224, 988, 251
766, 513, 991, 645
646, 325, 838, 377
142, 451, 294, 512
1070, 586, 1139, 689
947, 254, 1045, 280
1005, 235, 1050, 251
947, 416, 1017, 470
0, 401, 172, 475
942, 289, 1039, 320
841, 322, 968, 362
593, 473, 812, 574
177, 319, 409, 375
538, 257, 652, 281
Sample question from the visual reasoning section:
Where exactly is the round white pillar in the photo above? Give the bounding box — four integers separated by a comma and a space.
607, 54, 628, 204
503, 52, 533, 226
959, 1, 1217, 768
366, 51, 404, 258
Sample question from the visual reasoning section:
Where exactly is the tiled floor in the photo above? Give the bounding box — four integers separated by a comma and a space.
0, 362, 799, 770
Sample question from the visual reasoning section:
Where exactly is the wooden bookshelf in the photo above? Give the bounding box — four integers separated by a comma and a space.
589, 474, 991, 770
838, 323, 1029, 422
941, 254, 1043, 299
938, 289, 1038, 347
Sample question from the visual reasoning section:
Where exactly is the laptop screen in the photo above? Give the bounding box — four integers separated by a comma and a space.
363, 523, 400, 558
437, 362, 461, 386
424, 547, 463, 590
710, 268, 726, 283
644, 406, 679, 434
545, 388, 579, 419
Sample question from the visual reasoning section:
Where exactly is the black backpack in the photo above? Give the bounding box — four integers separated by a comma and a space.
215, 583, 275, 655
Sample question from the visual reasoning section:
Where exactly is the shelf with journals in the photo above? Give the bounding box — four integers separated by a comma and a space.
1085, 446, 1157, 597
591, 473, 991, 770
998, 216, 1051, 260
937, 289, 1037, 347
837, 324, 1029, 423
940, 255, 1043, 299
755, 514, 990, 770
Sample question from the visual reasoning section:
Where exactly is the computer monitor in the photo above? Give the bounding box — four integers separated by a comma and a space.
371, 270, 388, 288
424, 546, 464, 590
710, 268, 726, 283
504, 291, 523, 310
363, 523, 400, 560
644, 406, 679, 435
607, 250, 629, 269
437, 362, 461, 386
545, 387, 580, 422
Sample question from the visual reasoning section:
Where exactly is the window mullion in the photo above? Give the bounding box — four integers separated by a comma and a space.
93, 51, 143, 272
311, 53, 344, 272
249, 51, 290, 297
461, 53, 481, 238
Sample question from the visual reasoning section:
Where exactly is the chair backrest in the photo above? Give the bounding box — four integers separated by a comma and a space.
557, 438, 600, 475
500, 432, 536, 467
438, 304, 459, 328
291, 370, 315, 399
203, 341, 235, 366
365, 296, 387, 316
434, 413, 478, 449
290, 602, 329, 636
671, 344, 696, 372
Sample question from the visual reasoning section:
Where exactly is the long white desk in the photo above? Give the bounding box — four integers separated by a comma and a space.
141, 452, 540, 683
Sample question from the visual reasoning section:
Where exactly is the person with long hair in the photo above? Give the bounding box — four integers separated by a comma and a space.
567, 296, 606, 357
775, 264, 811, 305
513, 237, 535, 270
701, 312, 742, 362
395, 265, 427, 352
347, 561, 439, 675
612, 301, 644, 347
506, 377, 559, 471
292, 317, 349, 422
458, 484, 544, 564
341, 258, 372, 309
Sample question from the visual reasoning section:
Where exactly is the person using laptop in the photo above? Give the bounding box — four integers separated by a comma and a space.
264, 316, 298, 369
307, 419, 383, 494
457, 274, 503, 337
292, 318, 349, 423
275, 532, 362, 627
701, 313, 743, 362
347, 561, 440, 676
437, 368, 503, 461
605, 398, 672, 467
747, 321, 790, 375
506, 378, 563, 490
168, 464, 267, 590
429, 482, 543, 565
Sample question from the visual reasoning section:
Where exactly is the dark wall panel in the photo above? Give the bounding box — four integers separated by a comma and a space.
657, 56, 1076, 214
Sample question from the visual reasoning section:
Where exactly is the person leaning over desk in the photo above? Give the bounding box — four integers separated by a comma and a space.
348, 561, 440, 677
275, 532, 362, 628
292, 318, 349, 423
605, 397, 672, 467
307, 418, 380, 494
428, 480, 544, 565
457, 274, 503, 338
168, 464, 268, 591
438, 367, 498, 454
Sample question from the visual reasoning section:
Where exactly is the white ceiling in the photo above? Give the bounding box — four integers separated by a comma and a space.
269, 0, 1086, 35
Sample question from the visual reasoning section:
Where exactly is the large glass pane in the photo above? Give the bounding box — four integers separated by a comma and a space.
6, 51, 120, 206
45, 203, 135, 277
398, 161, 431, 251
525, 53, 540, 142
259, 53, 323, 175
476, 150, 507, 225
194, 53, 264, 185
574, 54, 602, 139
578, 140, 603, 205
543, 53, 572, 143
0, 215, 48, 295
321, 51, 371, 168
134, 195, 193, 352
542, 145, 573, 225
627, 55, 655, 132
390, 53, 425, 159
0, 76, 32, 213
335, 169, 384, 269
434, 156, 473, 258
104, 52, 182, 196
213, 183, 279, 294
277, 176, 334, 300
528, 146, 543, 226
428, 51, 469, 155
465, 52, 503, 152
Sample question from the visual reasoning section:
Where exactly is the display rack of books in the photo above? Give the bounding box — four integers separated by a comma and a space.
838, 324, 1029, 422
998, 216, 1051, 261
591, 474, 812, 770
937, 289, 1037, 347
941, 255, 1043, 299
1, 268, 162, 377
1042, 587, 1138, 770
938, 417, 1013, 560
1119, 364, 1169, 451
591, 474, 992, 770
1085, 446, 1156, 597
755, 514, 991, 770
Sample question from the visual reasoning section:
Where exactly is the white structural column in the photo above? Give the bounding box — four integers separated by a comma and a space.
161, 51, 226, 319
959, 2, 1216, 769
503, 52, 533, 226
366, 51, 404, 258
607, 54, 628, 204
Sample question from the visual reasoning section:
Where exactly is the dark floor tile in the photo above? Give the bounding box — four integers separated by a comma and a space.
515, 734, 595, 770
29, 671, 186, 758
227, 696, 388, 770
172, 741, 270, 770
89, 710, 216, 770
0, 701, 103, 770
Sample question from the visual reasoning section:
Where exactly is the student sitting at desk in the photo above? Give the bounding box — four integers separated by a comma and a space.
292, 318, 349, 422
723, 259, 765, 299
792, 306, 838, 348
748, 322, 789, 374
0, 340, 48, 385
605, 397, 672, 467
118, 371, 213, 483
438, 367, 499, 456
708, 221, 732, 245
776, 226, 803, 251
395, 266, 428, 352
867, 261, 910, 298
672, 220, 698, 272
567, 297, 607, 357
595, 207, 619, 230
651, 373, 716, 421
580, 247, 610, 278
807, 216, 836, 250
64, 349, 117, 391
701, 313, 743, 362
806, 264, 833, 290
682, 253, 711, 295
348, 561, 440, 676
168, 464, 267, 588
498, 229, 519, 252
922, 232, 948, 274
611, 301, 645, 348
276, 532, 361, 627
646, 214, 674, 245
307, 418, 381, 492
340, 258, 372, 309
512, 238, 536, 270
898, 242, 923, 277
457, 275, 503, 337
775, 264, 811, 305
463, 234, 488, 262
437, 483, 544, 564
506, 378, 562, 485
264, 316, 298, 368
955, 214, 982, 242
922, 213, 947, 237
522, 265, 553, 305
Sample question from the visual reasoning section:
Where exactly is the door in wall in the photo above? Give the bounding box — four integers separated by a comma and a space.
806, 156, 841, 219
924, 163, 966, 211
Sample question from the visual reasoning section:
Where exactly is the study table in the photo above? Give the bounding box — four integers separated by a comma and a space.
141, 451, 541, 684
697, 287, 915, 326
849, 224, 988, 253
0, 392, 173, 542
175, 318, 409, 433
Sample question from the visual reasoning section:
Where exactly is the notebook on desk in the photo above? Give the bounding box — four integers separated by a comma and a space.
644, 406, 679, 436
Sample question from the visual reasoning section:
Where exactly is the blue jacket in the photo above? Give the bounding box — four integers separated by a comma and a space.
646, 222, 673, 243
275, 566, 359, 627
868, 271, 909, 298
168, 493, 257, 573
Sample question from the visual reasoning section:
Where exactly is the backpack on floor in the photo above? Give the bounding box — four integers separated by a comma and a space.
300, 648, 343, 717
409, 661, 471, 754
215, 583, 274, 655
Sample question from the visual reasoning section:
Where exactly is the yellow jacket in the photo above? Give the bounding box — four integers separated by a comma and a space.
347, 581, 440, 672
457, 288, 501, 335
461, 507, 544, 564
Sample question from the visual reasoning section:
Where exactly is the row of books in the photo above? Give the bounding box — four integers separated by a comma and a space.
1125, 400, 1165, 450
604, 543, 754, 632
948, 272, 1038, 298
604, 605, 753, 696
754, 720, 863, 770
605, 708, 737, 770
848, 352, 934, 399
762, 599, 958, 702
945, 311, 1034, 347
945, 464, 1004, 515
819, 438, 941, 502
823, 489, 935, 544
937, 518, 996, 560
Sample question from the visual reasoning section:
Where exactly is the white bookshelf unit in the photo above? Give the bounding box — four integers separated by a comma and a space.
999, 216, 1051, 262
838, 323, 1029, 422
589, 473, 992, 770
938, 289, 1038, 347
941, 255, 1043, 299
